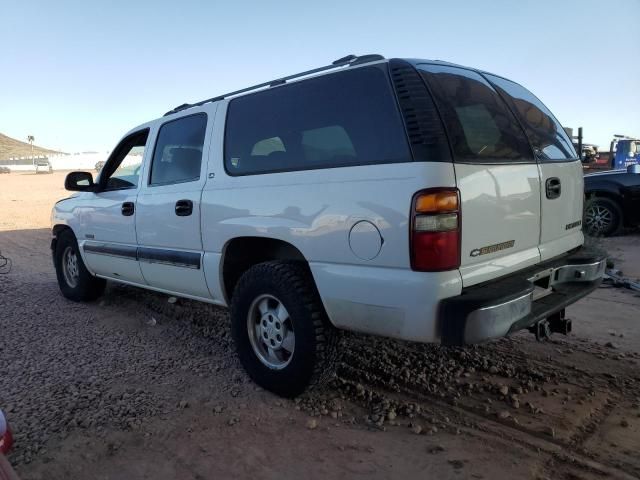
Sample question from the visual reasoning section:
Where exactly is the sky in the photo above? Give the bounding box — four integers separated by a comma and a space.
0, 0, 638, 153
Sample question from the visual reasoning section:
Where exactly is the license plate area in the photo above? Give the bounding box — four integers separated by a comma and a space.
529, 268, 554, 301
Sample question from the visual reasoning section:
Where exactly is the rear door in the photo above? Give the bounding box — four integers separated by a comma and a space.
486, 75, 584, 261
417, 64, 542, 287
135, 110, 214, 299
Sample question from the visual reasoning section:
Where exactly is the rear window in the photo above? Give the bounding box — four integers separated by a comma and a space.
418, 64, 533, 163
484, 74, 577, 161
224, 66, 411, 175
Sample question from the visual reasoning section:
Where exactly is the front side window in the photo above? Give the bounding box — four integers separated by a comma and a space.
150, 113, 207, 186
224, 66, 411, 175
484, 74, 576, 161
418, 64, 533, 163
100, 130, 149, 191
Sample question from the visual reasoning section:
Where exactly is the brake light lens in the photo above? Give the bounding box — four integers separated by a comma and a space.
0, 411, 12, 455
411, 189, 461, 271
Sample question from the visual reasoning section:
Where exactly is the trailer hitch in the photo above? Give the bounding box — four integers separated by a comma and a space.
530, 319, 551, 341
529, 309, 571, 341
548, 309, 572, 335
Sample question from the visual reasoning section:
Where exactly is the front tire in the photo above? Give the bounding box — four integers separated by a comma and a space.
54, 229, 106, 301
231, 261, 336, 397
584, 197, 622, 237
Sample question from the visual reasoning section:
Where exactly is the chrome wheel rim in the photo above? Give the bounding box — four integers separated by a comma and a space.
62, 246, 79, 288
247, 294, 295, 370
585, 204, 613, 234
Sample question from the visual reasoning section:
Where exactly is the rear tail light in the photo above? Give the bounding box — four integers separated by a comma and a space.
0, 411, 12, 455
410, 188, 461, 271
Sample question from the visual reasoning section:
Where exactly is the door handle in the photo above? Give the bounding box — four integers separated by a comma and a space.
175, 199, 193, 216
545, 177, 561, 199
121, 202, 135, 216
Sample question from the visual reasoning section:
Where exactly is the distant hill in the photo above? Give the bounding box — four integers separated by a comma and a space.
0, 132, 64, 160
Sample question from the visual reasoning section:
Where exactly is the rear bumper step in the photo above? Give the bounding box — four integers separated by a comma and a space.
440, 246, 606, 346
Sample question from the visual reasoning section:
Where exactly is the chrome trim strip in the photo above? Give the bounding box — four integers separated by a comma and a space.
83, 243, 201, 269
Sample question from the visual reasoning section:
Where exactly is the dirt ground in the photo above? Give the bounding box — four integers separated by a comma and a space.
1, 171, 639, 480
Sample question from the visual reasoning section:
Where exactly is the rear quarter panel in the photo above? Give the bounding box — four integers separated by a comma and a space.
200, 102, 458, 309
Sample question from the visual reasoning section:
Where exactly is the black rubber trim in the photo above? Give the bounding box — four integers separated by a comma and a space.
82, 243, 201, 269
440, 245, 606, 346
83, 243, 138, 259
137, 247, 201, 269
507, 279, 601, 334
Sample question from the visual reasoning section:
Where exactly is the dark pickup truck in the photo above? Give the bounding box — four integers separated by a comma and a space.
584, 165, 640, 236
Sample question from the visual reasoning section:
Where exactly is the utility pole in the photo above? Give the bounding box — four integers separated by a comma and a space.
27, 135, 35, 168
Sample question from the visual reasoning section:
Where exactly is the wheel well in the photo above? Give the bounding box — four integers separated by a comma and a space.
222, 237, 308, 303
586, 191, 622, 205
52, 224, 71, 238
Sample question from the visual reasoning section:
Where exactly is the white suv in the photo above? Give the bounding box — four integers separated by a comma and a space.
51, 54, 606, 396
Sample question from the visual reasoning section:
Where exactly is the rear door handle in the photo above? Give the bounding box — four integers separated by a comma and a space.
175, 199, 193, 216
121, 202, 135, 216
545, 177, 561, 199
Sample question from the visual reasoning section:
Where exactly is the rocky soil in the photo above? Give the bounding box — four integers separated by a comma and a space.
1, 172, 639, 479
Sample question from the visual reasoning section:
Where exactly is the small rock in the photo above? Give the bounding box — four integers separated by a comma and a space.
488, 366, 498, 374
620, 419, 629, 428
214, 406, 224, 414
605, 342, 617, 349
499, 385, 509, 396
178, 400, 189, 409
306, 419, 318, 430
497, 410, 510, 419
146, 317, 157, 326
546, 426, 555, 438
411, 425, 423, 435
428, 444, 445, 454
167, 296, 177, 304
387, 411, 397, 421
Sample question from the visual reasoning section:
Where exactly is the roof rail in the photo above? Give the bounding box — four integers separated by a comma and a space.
163, 53, 385, 116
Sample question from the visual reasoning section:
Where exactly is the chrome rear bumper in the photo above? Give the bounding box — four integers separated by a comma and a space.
440, 247, 606, 345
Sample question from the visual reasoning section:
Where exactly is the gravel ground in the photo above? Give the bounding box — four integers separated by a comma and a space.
1, 172, 640, 480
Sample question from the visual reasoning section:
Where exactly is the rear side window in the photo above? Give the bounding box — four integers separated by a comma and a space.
150, 113, 207, 186
485, 75, 577, 161
418, 64, 533, 163
224, 66, 411, 175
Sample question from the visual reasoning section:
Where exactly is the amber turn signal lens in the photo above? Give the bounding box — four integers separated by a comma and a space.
415, 191, 458, 213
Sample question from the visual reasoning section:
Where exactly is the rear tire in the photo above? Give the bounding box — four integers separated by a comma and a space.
54, 229, 106, 301
584, 197, 622, 237
230, 261, 337, 397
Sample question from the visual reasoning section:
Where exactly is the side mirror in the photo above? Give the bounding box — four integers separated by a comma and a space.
65, 171, 95, 191
627, 164, 640, 174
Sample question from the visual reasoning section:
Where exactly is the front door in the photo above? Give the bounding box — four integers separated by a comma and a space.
80, 129, 149, 284
136, 111, 213, 299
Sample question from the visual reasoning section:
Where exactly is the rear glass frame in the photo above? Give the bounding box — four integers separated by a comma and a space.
223, 64, 412, 176
417, 63, 535, 165
483, 73, 578, 162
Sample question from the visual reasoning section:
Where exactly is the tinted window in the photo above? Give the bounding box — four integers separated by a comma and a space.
224, 66, 411, 175
418, 65, 533, 163
485, 75, 576, 161
150, 113, 207, 185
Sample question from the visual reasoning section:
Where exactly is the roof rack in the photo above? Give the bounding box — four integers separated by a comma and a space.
163, 54, 385, 116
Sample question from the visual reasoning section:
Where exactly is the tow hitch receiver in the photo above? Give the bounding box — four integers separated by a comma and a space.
530, 320, 551, 341
548, 309, 572, 335
529, 309, 572, 341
